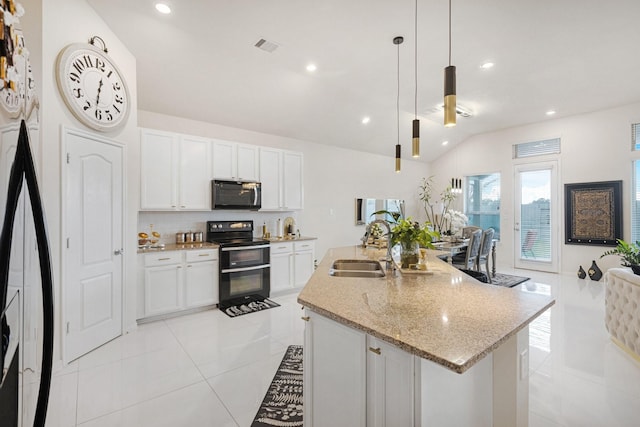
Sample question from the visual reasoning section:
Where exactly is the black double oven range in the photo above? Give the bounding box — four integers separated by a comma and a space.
206, 220, 270, 309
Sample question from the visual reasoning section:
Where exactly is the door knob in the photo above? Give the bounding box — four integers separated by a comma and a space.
114, 249, 123, 255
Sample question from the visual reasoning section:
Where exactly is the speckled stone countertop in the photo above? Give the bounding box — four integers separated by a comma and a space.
297, 245, 555, 374
137, 242, 219, 254
267, 236, 317, 242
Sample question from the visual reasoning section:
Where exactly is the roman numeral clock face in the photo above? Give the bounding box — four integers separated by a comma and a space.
56, 43, 130, 132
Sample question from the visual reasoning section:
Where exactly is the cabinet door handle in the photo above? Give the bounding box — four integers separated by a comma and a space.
198, 253, 210, 257
158, 257, 171, 261
301, 316, 310, 322
368, 347, 381, 355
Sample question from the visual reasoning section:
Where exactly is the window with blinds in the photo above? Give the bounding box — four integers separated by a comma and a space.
633, 160, 640, 242
513, 138, 561, 159
633, 123, 640, 151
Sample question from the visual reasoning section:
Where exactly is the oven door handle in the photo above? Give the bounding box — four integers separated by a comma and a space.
221, 244, 270, 252
221, 264, 271, 274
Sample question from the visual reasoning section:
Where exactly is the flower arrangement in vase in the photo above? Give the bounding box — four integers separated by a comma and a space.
419, 176, 461, 236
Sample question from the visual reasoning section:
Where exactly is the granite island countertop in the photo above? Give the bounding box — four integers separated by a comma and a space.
297, 245, 555, 374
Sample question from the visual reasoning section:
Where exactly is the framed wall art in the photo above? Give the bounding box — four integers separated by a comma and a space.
564, 180, 622, 246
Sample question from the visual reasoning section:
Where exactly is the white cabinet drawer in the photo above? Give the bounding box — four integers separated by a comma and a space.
294, 241, 315, 252
143, 252, 182, 267
185, 249, 218, 263
270, 242, 294, 255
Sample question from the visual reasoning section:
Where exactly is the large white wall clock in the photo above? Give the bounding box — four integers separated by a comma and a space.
56, 37, 130, 132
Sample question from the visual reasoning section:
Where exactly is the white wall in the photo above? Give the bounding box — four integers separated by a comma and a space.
430, 102, 640, 274
138, 110, 431, 260
41, 0, 139, 363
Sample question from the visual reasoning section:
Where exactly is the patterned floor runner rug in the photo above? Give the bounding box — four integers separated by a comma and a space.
251, 345, 303, 427
219, 294, 280, 318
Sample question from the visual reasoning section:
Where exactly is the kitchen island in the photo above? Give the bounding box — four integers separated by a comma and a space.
297, 245, 555, 427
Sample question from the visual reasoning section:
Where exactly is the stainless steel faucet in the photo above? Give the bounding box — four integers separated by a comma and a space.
364, 219, 395, 273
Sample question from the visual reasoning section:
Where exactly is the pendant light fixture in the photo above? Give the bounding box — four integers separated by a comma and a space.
444, 0, 456, 127
412, 0, 420, 158
394, 36, 404, 173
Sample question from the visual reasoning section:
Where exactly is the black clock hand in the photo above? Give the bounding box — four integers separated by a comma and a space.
96, 78, 104, 105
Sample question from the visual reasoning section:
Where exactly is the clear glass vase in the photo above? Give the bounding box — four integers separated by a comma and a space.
400, 241, 420, 269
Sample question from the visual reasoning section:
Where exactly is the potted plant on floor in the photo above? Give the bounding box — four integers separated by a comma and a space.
600, 239, 640, 275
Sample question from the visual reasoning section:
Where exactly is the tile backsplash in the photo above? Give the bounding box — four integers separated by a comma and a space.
138, 211, 300, 244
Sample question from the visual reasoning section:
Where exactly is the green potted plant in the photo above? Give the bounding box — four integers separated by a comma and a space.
371, 210, 439, 268
600, 239, 640, 275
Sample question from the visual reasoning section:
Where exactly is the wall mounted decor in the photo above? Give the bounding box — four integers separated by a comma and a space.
564, 180, 622, 246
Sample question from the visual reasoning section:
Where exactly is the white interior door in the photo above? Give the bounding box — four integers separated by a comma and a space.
63, 128, 124, 362
514, 161, 559, 272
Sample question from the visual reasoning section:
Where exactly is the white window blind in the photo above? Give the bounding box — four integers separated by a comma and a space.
633, 123, 640, 151
513, 138, 560, 159
633, 160, 640, 242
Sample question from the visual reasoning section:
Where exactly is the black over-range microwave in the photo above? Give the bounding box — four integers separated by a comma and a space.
212, 180, 262, 210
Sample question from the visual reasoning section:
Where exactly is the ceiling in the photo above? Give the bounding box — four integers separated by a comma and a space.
86, 0, 640, 163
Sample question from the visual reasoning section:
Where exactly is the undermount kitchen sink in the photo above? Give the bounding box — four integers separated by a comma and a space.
329, 259, 385, 278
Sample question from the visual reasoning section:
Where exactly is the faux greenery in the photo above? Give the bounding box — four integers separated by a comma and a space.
600, 239, 640, 266
371, 210, 439, 248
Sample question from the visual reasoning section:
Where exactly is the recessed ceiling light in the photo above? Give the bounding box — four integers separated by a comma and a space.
306, 63, 317, 72
546, 110, 556, 116
155, 3, 171, 14
480, 61, 494, 69
361, 117, 370, 124
442, 140, 449, 146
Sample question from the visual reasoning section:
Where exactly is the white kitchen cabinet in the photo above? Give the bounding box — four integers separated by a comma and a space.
140, 129, 211, 210
143, 253, 183, 317
139, 249, 219, 319
259, 148, 304, 211
303, 309, 367, 427
140, 129, 178, 210
303, 309, 417, 427
366, 336, 417, 427
270, 242, 294, 293
270, 240, 315, 292
283, 151, 304, 210
212, 139, 259, 181
293, 241, 314, 287
184, 249, 219, 308
178, 135, 212, 210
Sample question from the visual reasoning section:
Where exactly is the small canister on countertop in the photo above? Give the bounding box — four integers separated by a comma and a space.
185, 232, 194, 243
175, 232, 186, 244
194, 231, 203, 242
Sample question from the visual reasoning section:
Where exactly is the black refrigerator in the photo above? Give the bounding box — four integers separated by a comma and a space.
0, 2, 54, 426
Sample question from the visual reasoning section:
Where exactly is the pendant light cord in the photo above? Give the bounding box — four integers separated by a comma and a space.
397, 41, 400, 145
414, 0, 418, 119
448, 0, 452, 66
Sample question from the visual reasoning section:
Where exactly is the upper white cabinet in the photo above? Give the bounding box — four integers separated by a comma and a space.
259, 148, 304, 211
212, 140, 259, 181
140, 129, 211, 210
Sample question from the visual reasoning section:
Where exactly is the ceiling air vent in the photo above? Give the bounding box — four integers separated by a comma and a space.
255, 38, 279, 53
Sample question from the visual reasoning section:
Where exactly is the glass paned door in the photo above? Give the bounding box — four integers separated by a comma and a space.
514, 162, 558, 272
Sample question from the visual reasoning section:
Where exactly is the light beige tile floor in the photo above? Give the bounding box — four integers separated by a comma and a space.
43, 272, 640, 426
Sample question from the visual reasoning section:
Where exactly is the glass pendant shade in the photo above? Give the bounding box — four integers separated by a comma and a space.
444, 65, 456, 127
395, 143, 401, 173
412, 119, 420, 157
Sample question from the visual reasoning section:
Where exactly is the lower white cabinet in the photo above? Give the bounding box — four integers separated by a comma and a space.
366, 336, 417, 427
139, 249, 219, 319
184, 250, 219, 308
270, 240, 315, 292
303, 309, 417, 427
304, 309, 367, 427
